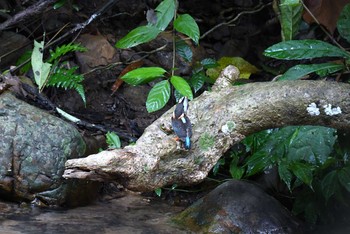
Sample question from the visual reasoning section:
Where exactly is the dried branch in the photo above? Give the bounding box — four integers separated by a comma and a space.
0, 0, 56, 31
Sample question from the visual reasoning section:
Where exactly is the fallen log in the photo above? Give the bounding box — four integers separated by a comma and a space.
63, 66, 350, 191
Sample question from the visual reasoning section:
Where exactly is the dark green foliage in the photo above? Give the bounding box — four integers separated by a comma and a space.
116, 0, 200, 112
48, 43, 87, 63
48, 66, 86, 104
215, 126, 350, 224
264, 3, 350, 80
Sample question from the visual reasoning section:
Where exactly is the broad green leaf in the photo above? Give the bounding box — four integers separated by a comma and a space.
174, 14, 200, 44
121, 67, 166, 85
290, 162, 313, 187
286, 126, 336, 164
321, 170, 339, 201
170, 75, 193, 99
279, 0, 303, 41
264, 40, 350, 60
31, 40, 52, 90
146, 80, 170, 112
337, 4, 350, 43
176, 40, 192, 62
116, 26, 161, 49
278, 161, 292, 191
245, 126, 336, 168
106, 131, 121, 149
279, 63, 344, 80
338, 167, 350, 192
155, 0, 176, 30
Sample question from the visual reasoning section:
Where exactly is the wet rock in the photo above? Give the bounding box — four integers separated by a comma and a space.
0, 92, 101, 206
174, 179, 304, 233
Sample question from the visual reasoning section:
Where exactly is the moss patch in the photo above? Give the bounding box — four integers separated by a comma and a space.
199, 133, 215, 151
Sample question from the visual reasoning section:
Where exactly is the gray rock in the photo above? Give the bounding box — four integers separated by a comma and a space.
174, 179, 304, 234
0, 92, 100, 206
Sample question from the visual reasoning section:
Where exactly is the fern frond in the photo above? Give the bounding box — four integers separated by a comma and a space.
48, 66, 86, 104
48, 43, 87, 63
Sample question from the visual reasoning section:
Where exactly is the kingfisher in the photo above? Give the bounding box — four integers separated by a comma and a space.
171, 97, 192, 150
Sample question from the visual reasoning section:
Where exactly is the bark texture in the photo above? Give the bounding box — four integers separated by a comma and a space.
64, 66, 350, 191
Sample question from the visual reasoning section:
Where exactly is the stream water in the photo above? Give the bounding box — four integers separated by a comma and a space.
0, 193, 188, 234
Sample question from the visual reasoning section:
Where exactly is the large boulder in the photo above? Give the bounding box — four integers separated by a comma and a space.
0, 92, 100, 206
174, 179, 304, 233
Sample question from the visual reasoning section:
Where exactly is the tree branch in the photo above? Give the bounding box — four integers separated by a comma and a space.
63, 66, 350, 191
0, 0, 56, 31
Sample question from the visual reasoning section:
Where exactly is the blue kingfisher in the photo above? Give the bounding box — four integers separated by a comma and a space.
171, 97, 192, 150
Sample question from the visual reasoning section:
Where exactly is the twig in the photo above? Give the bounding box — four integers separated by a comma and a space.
0, 0, 56, 31
200, 2, 271, 39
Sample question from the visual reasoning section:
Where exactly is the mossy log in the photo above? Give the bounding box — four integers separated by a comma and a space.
64, 66, 350, 191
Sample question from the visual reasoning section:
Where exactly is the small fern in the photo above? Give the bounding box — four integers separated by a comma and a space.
48, 43, 87, 63
48, 66, 86, 104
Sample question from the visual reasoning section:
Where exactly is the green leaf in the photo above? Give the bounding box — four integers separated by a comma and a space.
174, 14, 200, 44
201, 58, 218, 69
155, 0, 176, 30
189, 71, 206, 93
48, 66, 86, 104
337, 166, 350, 192
279, 63, 344, 80
264, 40, 350, 60
279, 0, 303, 41
48, 43, 87, 63
154, 188, 162, 197
53, 0, 67, 9
121, 67, 166, 85
278, 161, 292, 191
285, 126, 336, 164
106, 131, 121, 149
337, 4, 350, 43
229, 161, 245, 179
176, 40, 193, 62
174, 89, 184, 102
116, 26, 162, 49
212, 158, 225, 176
16, 49, 32, 74
31, 40, 52, 90
290, 162, 313, 187
146, 80, 171, 112
170, 76, 193, 99
245, 151, 272, 177
321, 170, 339, 201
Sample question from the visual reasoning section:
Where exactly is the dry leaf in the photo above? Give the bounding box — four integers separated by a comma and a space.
303, 0, 350, 33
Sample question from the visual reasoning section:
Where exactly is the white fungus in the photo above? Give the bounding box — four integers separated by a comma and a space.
323, 104, 342, 116
307, 103, 320, 116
